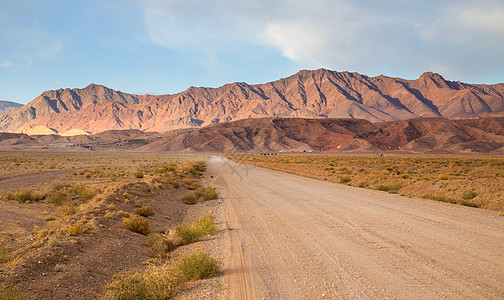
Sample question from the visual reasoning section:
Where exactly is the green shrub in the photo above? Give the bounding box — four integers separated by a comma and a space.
122, 216, 150, 235
170, 181, 180, 189
174, 251, 220, 281
180, 192, 197, 205
135, 205, 154, 217
195, 187, 218, 201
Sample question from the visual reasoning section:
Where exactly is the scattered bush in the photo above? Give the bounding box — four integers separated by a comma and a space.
135, 205, 154, 217
181, 178, 194, 185
175, 224, 201, 244
122, 216, 150, 235
180, 192, 198, 205
459, 200, 479, 208
438, 174, 449, 180
170, 181, 180, 189
339, 177, 351, 184
66, 224, 82, 236
0, 240, 9, 263
134, 169, 144, 179
422, 194, 457, 204
10, 190, 37, 203
0, 283, 25, 300
147, 233, 179, 258
195, 187, 218, 201
375, 183, 402, 192
193, 215, 217, 236
462, 190, 478, 200
105, 251, 219, 300
174, 251, 220, 281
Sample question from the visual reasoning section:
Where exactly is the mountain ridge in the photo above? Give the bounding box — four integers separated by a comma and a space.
1, 69, 504, 135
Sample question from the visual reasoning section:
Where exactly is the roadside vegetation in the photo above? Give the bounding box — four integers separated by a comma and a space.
0, 152, 220, 299
227, 154, 504, 211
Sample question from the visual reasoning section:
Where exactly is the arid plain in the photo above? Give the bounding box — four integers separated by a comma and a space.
1, 151, 503, 299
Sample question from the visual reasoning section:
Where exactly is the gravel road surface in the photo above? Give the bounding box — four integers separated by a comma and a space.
206, 156, 504, 300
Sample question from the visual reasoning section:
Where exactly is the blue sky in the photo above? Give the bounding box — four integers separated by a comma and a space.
1, 0, 503, 104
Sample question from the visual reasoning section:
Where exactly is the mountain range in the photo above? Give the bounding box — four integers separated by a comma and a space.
2, 117, 504, 153
1, 69, 504, 135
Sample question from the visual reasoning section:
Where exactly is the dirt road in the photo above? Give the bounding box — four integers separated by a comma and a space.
207, 157, 504, 299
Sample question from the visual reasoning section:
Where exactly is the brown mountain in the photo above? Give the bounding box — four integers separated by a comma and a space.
139, 117, 504, 153
2, 69, 504, 135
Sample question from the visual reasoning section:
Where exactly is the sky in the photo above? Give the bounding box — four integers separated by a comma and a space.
1, 0, 503, 104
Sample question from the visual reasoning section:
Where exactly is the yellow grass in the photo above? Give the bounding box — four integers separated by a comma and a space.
227, 154, 504, 211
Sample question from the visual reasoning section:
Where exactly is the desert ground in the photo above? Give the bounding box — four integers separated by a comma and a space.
1, 151, 503, 299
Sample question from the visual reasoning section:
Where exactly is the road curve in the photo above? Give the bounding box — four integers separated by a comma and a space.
206, 157, 504, 300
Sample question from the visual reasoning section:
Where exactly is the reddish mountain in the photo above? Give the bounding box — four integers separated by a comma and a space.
1, 69, 504, 135
138, 117, 504, 153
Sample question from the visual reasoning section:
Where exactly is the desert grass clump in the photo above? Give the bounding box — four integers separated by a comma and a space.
135, 205, 154, 217
134, 169, 144, 179
174, 250, 221, 281
375, 183, 402, 192
146, 233, 179, 258
122, 216, 150, 235
438, 174, 449, 180
105, 266, 180, 299
175, 215, 217, 245
195, 187, 218, 201
180, 192, 198, 205
66, 224, 82, 236
339, 177, 351, 184
104, 251, 219, 300
462, 190, 478, 200
422, 194, 457, 204
193, 214, 217, 235
0, 283, 26, 300
0, 239, 9, 263
10, 190, 38, 203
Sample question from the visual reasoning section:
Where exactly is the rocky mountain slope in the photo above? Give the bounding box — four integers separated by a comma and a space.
0, 100, 23, 116
1, 69, 504, 134
139, 117, 504, 153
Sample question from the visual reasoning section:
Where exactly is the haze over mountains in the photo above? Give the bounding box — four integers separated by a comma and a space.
1, 69, 504, 135
0, 100, 23, 116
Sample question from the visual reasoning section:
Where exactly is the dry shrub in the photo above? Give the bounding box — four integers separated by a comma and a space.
66, 224, 82, 236
0, 283, 25, 300
10, 190, 38, 203
438, 174, 449, 180
122, 216, 150, 235
135, 205, 154, 217
175, 250, 220, 281
104, 251, 219, 299
195, 187, 218, 201
180, 192, 197, 205
57, 205, 77, 217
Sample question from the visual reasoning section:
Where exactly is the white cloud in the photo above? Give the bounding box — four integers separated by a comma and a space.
0, 61, 12, 68
136, 0, 504, 81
